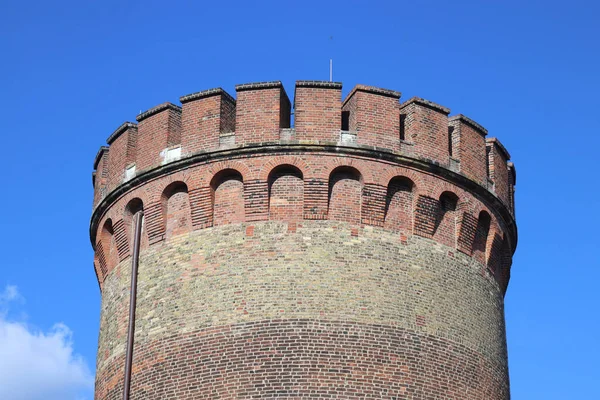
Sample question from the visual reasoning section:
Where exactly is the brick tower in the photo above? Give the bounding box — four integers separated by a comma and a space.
91, 81, 517, 399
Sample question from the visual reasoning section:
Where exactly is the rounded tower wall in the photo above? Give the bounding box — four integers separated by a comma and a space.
91, 80, 517, 399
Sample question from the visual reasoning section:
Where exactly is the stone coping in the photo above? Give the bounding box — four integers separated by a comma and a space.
180, 87, 235, 104
399, 97, 451, 115
342, 84, 401, 107
93, 146, 109, 170
106, 122, 137, 145
449, 114, 488, 136
296, 80, 342, 89
507, 162, 517, 184
486, 137, 511, 160
235, 81, 283, 91
136, 102, 182, 122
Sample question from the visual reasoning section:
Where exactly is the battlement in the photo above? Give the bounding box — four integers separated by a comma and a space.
93, 80, 516, 215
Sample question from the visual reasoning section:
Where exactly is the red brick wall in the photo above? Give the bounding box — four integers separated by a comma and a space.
449, 114, 488, 184
163, 182, 191, 240
106, 124, 137, 191
94, 82, 514, 214
213, 172, 244, 226
342, 85, 401, 152
93, 147, 109, 205
268, 166, 304, 222
95, 321, 508, 400
135, 103, 181, 172
328, 167, 362, 225
93, 152, 515, 291
95, 219, 117, 279
399, 97, 451, 165
235, 82, 289, 145
434, 191, 458, 248
180, 89, 235, 155
473, 211, 492, 264
384, 177, 414, 232
487, 138, 510, 207
294, 81, 341, 142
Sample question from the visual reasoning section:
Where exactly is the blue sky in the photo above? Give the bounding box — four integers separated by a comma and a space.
0, 1, 598, 399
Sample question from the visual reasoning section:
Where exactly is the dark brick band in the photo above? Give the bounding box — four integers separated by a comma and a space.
96, 320, 508, 399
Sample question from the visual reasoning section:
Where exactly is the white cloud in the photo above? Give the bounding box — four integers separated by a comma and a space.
0, 284, 21, 304
0, 285, 94, 400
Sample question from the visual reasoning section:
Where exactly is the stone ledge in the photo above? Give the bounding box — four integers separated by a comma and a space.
136, 102, 182, 122
180, 87, 235, 104
342, 85, 401, 107
93, 146, 109, 170
106, 122, 137, 145
235, 81, 283, 92
399, 97, 451, 115
449, 114, 488, 136
486, 137, 511, 160
296, 80, 342, 89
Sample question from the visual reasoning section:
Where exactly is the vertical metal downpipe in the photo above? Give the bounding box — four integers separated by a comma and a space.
123, 211, 143, 400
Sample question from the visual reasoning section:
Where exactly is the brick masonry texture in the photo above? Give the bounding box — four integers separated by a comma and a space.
96, 223, 508, 399
90, 80, 517, 399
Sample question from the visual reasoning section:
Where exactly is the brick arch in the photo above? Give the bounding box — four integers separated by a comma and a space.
147, 170, 193, 202
429, 180, 463, 200
384, 175, 416, 233
118, 189, 151, 220
95, 215, 112, 251
95, 218, 116, 282
97, 211, 118, 238
105, 189, 150, 255
472, 210, 492, 265
202, 160, 251, 186
95, 194, 138, 260
466, 201, 500, 231
432, 191, 459, 248
96, 186, 148, 231
455, 199, 502, 259
486, 225, 506, 278
378, 166, 425, 194
268, 165, 304, 222
211, 169, 245, 226
322, 157, 373, 184
161, 181, 191, 240
328, 165, 363, 225
210, 168, 245, 188
123, 197, 148, 251
259, 156, 309, 181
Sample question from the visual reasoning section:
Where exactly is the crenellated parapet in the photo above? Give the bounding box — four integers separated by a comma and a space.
93, 81, 516, 218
